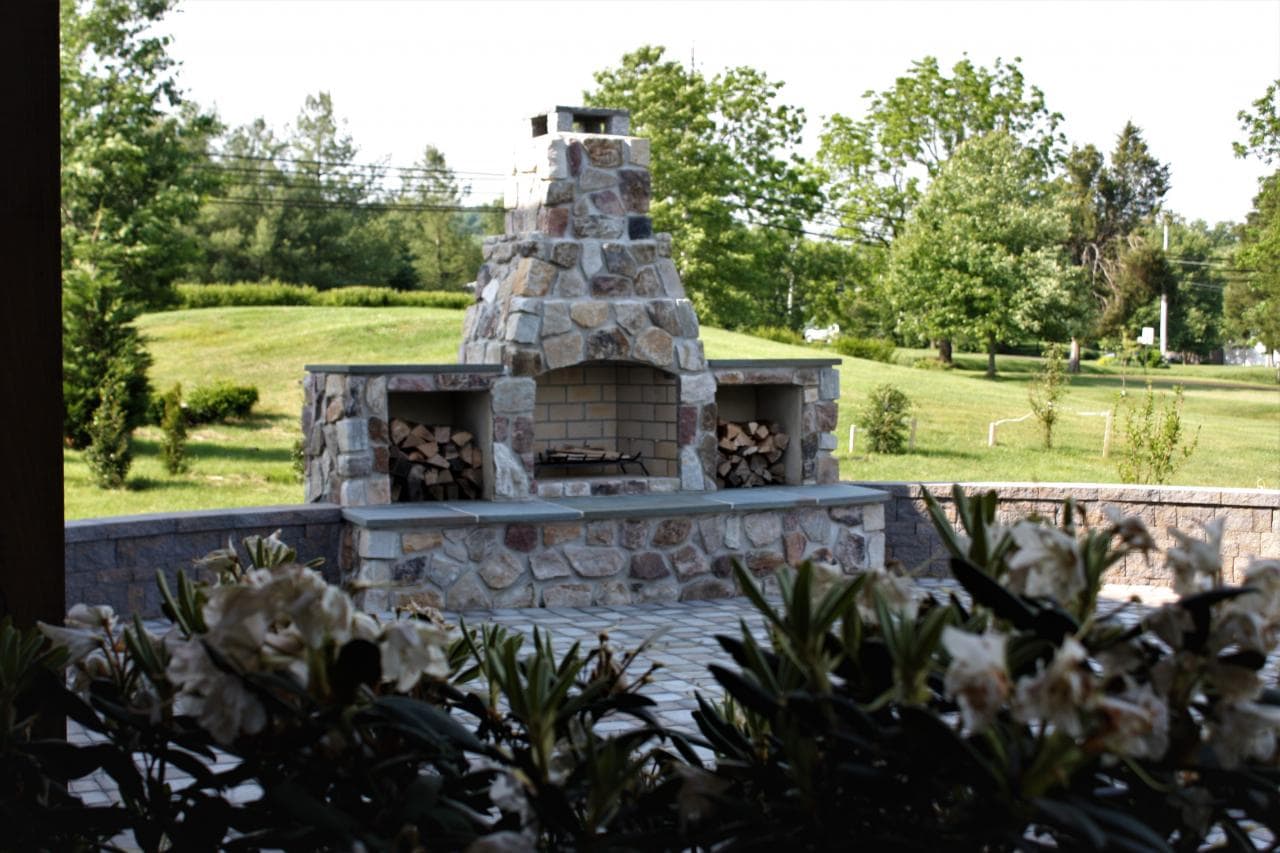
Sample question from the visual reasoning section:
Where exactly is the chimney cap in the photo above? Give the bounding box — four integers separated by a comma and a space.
530, 106, 630, 138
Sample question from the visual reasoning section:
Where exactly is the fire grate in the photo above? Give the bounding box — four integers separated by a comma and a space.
535, 445, 649, 476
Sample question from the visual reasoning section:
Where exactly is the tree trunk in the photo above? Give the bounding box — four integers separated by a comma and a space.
1068, 337, 1081, 374
986, 335, 997, 378
935, 339, 952, 363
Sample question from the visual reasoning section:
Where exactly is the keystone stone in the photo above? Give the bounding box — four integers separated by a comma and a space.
543, 331, 584, 369
585, 328, 630, 361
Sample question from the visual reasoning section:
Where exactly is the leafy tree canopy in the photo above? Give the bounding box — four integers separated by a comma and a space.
818, 55, 1064, 246
1227, 172, 1280, 353
584, 46, 823, 328
884, 131, 1081, 376
1061, 122, 1171, 341
1226, 80, 1280, 356
1233, 79, 1280, 165
61, 0, 220, 307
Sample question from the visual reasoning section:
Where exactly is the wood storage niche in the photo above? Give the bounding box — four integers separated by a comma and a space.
387, 391, 493, 501
714, 384, 802, 487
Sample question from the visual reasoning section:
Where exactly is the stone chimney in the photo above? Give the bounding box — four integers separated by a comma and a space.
457, 106, 721, 492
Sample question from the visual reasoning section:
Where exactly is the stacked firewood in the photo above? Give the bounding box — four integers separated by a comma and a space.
716, 419, 789, 487
389, 418, 482, 501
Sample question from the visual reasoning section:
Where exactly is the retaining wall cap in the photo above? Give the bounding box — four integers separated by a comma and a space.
708, 358, 840, 369
859, 481, 1279, 508
342, 505, 482, 530
304, 364, 505, 374
65, 504, 344, 543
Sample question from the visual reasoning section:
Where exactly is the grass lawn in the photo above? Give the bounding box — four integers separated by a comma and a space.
64, 307, 1280, 519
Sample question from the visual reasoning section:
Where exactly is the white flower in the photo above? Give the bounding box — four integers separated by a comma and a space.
1207, 701, 1280, 768
941, 627, 1009, 732
1013, 637, 1093, 735
166, 633, 267, 744
352, 611, 381, 641
67, 603, 117, 633
1222, 559, 1280, 651
38, 622, 104, 663
1006, 521, 1084, 606
1094, 680, 1169, 759
1144, 604, 1195, 651
39, 603, 119, 664
279, 566, 355, 647
379, 619, 449, 691
1166, 519, 1224, 596
855, 566, 919, 623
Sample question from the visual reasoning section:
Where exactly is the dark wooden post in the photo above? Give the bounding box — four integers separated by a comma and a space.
0, 2, 63, 628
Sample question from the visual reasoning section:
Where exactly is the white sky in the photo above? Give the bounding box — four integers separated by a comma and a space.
159, 0, 1280, 225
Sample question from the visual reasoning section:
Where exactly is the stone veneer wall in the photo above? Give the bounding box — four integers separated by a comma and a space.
346, 501, 885, 612
533, 364, 678, 477
65, 505, 343, 617
870, 482, 1280, 586
304, 367, 549, 504
711, 362, 841, 485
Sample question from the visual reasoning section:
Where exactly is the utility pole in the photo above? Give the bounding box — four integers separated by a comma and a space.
1160, 219, 1169, 357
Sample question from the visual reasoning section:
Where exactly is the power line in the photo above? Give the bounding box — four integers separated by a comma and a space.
205, 196, 504, 214
207, 151, 507, 179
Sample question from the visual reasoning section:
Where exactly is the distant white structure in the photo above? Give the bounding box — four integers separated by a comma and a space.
1224, 341, 1279, 367
804, 323, 840, 343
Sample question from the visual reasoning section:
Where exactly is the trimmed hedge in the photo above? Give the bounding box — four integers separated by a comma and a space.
833, 335, 896, 363
174, 282, 473, 311
185, 381, 259, 424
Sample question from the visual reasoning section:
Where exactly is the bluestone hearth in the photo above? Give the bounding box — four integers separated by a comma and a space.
301, 106, 887, 610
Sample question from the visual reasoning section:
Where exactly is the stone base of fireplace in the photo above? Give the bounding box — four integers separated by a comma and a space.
341, 483, 888, 611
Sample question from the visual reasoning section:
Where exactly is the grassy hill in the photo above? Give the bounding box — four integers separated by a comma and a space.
64, 306, 1280, 518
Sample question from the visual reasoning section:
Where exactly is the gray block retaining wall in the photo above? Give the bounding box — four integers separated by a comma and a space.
64, 505, 344, 616
63, 483, 1280, 617
866, 482, 1280, 586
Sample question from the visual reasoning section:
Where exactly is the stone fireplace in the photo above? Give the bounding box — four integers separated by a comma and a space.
301, 106, 886, 610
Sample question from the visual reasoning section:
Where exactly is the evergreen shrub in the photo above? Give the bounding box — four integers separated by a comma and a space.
159, 383, 188, 474
857, 383, 912, 453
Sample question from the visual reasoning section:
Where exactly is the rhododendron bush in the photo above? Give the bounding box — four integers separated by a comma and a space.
2, 490, 1277, 851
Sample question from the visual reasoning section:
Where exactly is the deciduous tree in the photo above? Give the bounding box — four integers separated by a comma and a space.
584, 46, 822, 328
884, 132, 1080, 377
818, 55, 1064, 247
1227, 81, 1280, 364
